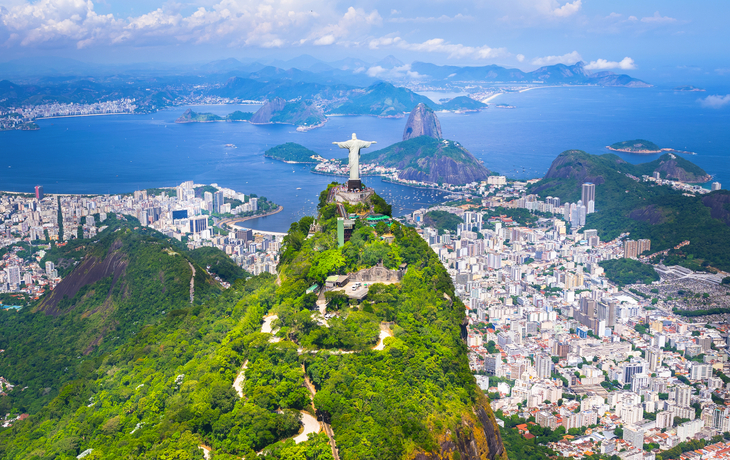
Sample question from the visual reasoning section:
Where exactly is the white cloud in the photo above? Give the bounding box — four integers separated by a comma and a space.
606, 12, 622, 19
369, 36, 507, 60
388, 14, 472, 23
627, 15, 638, 21
699, 95, 730, 109
366, 63, 421, 80
584, 57, 636, 70
516, 54, 525, 62
531, 51, 582, 66
552, 0, 582, 18
366, 65, 385, 77
641, 11, 676, 24
0, 0, 381, 50
314, 34, 335, 45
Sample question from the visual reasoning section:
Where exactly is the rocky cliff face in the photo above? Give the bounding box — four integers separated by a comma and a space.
412, 397, 506, 460
361, 136, 490, 185
398, 154, 489, 185
653, 157, 712, 183
403, 103, 442, 141
250, 97, 288, 124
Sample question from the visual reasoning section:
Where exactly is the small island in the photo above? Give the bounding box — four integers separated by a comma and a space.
175, 109, 253, 123
264, 142, 326, 164
674, 85, 706, 92
607, 139, 662, 154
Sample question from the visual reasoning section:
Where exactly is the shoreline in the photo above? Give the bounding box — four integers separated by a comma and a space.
35, 112, 136, 121
606, 146, 662, 154
220, 205, 284, 229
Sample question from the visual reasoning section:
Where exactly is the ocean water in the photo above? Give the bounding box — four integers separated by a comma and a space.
1, 86, 728, 232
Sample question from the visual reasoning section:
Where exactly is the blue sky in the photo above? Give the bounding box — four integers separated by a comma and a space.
0, 0, 727, 82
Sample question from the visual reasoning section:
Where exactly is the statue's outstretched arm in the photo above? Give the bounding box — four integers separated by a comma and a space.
333, 142, 346, 148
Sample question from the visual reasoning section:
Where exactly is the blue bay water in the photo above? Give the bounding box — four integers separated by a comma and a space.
1, 87, 728, 232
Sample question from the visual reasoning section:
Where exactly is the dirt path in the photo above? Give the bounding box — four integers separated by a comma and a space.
188, 262, 196, 304
198, 444, 211, 460
303, 369, 340, 460
232, 360, 248, 398
294, 411, 321, 444
373, 325, 393, 351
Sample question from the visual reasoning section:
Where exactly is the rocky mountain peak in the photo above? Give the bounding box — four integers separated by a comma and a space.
403, 103, 442, 141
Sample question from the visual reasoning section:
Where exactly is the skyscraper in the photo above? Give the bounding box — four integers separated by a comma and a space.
213, 191, 224, 213
6, 265, 20, 286
582, 183, 595, 206
582, 183, 596, 214
35, 185, 44, 200
712, 182, 722, 191
535, 354, 553, 379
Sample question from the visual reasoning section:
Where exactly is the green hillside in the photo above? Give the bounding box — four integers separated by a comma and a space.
531, 150, 730, 271
330, 82, 437, 117
226, 110, 253, 121
0, 216, 221, 415
439, 96, 487, 111
0, 189, 506, 460
360, 135, 490, 185
608, 139, 661, 152
264, 142, 322, 163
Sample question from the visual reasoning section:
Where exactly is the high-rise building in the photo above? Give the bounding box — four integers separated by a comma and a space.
690, 362, 711, 381
646, 347, 662, 372
624, 425, 644, 449
35, 185, 44, 200
190, 216, 208, 234
673, 386, 691, 408
6, 265, 20, 285
45, 261, 55, 276
621, 362, 644, 384
712, 182, 722, 191
582, 183, 595, 210
535, 354, 553, 379
213, 191, 225, 213
624, 240, 639, 259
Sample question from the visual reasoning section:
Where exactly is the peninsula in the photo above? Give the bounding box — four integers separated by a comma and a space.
250, 97, 326, 129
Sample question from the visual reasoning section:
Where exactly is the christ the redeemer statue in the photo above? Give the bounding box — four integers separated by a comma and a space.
333, 133, 376, 190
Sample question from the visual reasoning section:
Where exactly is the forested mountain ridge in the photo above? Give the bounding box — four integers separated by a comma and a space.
0, 188, 505, 460
531, 150, 730, 271
360, 135, 491, 185
0, 215, 226, 416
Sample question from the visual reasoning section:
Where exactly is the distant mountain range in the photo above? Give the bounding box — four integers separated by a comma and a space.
0, 55, 651, 117
409, 61, 650, 87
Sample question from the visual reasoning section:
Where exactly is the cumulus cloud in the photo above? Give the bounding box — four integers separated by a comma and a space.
369, 36, 507, 60
388, 14, 472, 23
531, 51, 582, 66
699, 95, 730, 109
516, 54, 525, 62
584, 57, 636, 70
552, 0, 582, 17
641, 11, 677, 24
367, 63, 421, 80
0, 0, 381, 50
306, 7, 381, 46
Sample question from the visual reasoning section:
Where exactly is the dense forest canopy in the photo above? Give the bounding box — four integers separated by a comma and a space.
0, 186, 505, 460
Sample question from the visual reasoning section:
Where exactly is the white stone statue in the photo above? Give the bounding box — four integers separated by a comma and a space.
333, 133, 376, 182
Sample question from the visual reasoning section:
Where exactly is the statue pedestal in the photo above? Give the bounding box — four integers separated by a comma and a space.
347, 179, 362, 191
333, 187, 374, 205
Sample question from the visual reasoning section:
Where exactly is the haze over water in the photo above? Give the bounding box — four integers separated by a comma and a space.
1, 86, 728, 232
